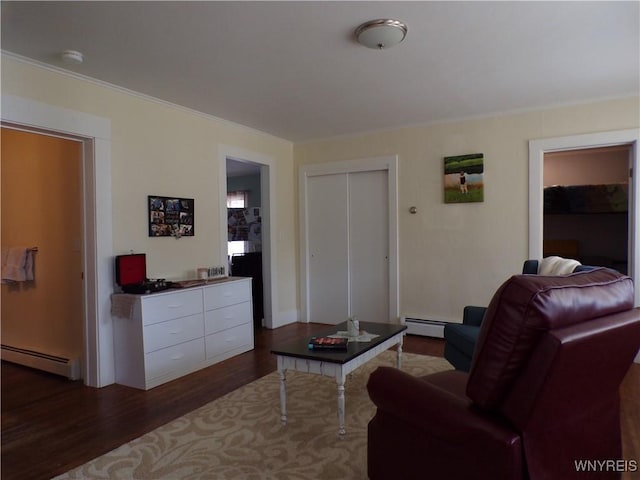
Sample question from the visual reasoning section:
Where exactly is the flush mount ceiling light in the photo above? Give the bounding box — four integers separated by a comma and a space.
61, 49, 84, 64
355, 19, 408, 49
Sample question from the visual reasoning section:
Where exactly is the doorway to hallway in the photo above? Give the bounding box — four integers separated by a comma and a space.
226, 158, 265, 328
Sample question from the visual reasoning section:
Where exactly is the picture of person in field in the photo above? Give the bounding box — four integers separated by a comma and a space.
443, 154, 484, 203
459, 171, 468, 194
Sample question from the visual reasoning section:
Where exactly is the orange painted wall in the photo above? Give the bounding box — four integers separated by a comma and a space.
1, 128, 83, 360
544, 146, 629, 186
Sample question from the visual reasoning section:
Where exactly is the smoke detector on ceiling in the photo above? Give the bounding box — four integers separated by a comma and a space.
61, 50, 84, 64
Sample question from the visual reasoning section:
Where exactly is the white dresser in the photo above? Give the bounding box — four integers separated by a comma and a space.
112, 277, 254, 390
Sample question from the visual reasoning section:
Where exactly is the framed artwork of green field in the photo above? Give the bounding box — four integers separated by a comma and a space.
444, 153, 484, 203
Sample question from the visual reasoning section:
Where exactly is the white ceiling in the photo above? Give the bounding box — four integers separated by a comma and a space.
2, 1, 638, 142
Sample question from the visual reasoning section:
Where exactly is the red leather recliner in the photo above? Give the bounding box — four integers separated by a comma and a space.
367, 268, 640, 480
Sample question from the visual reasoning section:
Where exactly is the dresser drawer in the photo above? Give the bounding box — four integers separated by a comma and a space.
143, 313, 204, 353
204, 302, 252, 335
204, 280, 251, 310
205, 322, 253, 359
145, 338, 205, 381
141, 289, 203, 325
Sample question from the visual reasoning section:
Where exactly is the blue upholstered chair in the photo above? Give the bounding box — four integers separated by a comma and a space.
444, 260, 596, 372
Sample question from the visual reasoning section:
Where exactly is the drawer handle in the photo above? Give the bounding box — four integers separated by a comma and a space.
170, 353, 185, 360
223, 293, 233, 297
225, 336, 237, 343
167, 303, 183, 309
169, 329, 183, 335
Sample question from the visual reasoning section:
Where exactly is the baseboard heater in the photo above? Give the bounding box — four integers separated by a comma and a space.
1, 344, 80, 380
404, 318, 447, 338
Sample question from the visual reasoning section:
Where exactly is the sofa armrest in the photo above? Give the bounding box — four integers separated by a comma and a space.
367, 366, 518, 444
463, 306, 487, 326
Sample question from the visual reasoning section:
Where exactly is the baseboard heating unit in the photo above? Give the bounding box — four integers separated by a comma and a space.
404, 318, 447, 338
1, 344, 80, 380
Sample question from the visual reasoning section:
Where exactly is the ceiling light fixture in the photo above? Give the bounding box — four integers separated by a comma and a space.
61, 49, 84, 64
355, 19, 408, 50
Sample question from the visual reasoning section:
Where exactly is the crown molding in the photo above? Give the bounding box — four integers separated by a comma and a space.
1, 50, 291, 145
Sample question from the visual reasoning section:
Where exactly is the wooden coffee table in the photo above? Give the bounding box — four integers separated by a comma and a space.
270, 321, 407, 437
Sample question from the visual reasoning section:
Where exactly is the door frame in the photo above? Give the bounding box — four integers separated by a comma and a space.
529, 128, 640, 306
218, 145, 276, 328
1, 94, 113, 387
299, 155, 399, 323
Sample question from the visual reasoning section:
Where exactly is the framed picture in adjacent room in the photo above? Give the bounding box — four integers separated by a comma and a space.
148, 195, 194, 237
444, 153, 484, 203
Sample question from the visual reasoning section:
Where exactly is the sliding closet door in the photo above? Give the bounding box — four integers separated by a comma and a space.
307, 174, 349, 324
349, 170, 389, 322
304, 168, 391, 325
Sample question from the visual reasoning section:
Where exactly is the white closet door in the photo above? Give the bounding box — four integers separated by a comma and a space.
305, 169, 390, 325
348, 170, 389, 323
307, 174, 349, 324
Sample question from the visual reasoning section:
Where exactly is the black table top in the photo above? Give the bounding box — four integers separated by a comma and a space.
270, 321, 407, 365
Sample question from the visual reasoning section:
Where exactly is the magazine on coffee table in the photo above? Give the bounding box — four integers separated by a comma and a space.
308, 336, 349, 350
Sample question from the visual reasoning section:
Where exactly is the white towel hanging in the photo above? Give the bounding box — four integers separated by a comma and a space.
1, 247, 35, 283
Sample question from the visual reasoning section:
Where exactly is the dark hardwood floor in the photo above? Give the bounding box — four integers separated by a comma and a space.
1, 323, 637, 480
0, 323, 441, 480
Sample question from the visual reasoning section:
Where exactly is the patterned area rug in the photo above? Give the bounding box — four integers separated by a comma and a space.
54, 351, 452, 480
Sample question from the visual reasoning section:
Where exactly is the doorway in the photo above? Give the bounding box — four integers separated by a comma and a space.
1, 127, 84, 378
543, 145, 631, 273
226, 158, 265, 328
529, 128, 640, 307
2, 95, 113, 388
219, 146, 277, 328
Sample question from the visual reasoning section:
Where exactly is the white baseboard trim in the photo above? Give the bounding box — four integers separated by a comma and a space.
270, 309, 298, 329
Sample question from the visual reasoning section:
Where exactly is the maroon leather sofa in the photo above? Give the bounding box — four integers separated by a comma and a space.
367, 268, 640, 480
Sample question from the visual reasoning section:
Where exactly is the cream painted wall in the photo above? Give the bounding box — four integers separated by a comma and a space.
3, 55, 638, 328
294, 97, 640, 322
1, 56, 297, 323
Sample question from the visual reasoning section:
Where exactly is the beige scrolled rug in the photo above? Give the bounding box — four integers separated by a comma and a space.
54, 352, 452, 480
